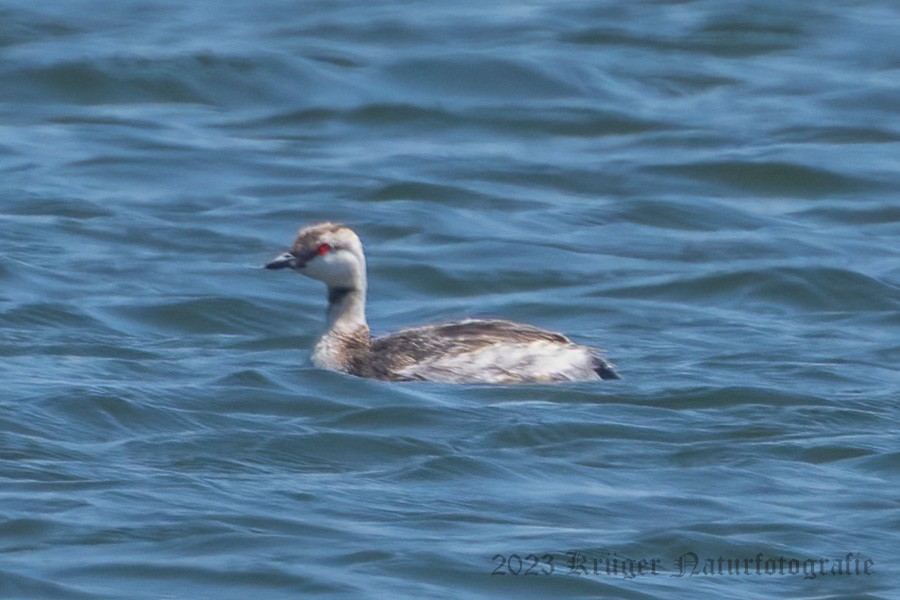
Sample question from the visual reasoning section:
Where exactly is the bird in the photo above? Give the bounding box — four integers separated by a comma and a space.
265, 222, 619, 384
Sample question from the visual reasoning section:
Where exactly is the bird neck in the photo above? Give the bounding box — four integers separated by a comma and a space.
315, 284, 370, 374
326, 284, 367, 334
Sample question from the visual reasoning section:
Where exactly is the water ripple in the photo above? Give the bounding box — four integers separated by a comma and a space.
2, 1, 898, 598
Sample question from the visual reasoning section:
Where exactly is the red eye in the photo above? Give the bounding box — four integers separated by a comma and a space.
317, 243, 332, 256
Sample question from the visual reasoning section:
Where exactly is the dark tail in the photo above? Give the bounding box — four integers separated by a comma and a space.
593, 356, 621, 380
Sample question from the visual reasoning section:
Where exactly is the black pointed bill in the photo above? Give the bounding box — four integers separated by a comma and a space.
265, 252, 300, 270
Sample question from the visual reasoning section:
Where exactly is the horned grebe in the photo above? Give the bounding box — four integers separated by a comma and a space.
265, 222, 619, 384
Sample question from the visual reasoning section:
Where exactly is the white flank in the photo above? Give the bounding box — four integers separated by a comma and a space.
397, 341, 600, 384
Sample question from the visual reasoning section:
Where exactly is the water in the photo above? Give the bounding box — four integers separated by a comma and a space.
2, 0, 898, 598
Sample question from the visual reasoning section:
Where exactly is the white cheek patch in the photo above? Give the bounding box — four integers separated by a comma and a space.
302, 252, 357, 287
398, 342, 599, 384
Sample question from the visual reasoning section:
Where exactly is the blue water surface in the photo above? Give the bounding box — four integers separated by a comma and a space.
1, 1, 898, 598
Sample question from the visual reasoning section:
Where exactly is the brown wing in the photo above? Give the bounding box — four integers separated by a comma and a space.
362, 319, 573, 379
423, 319, 571, 344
